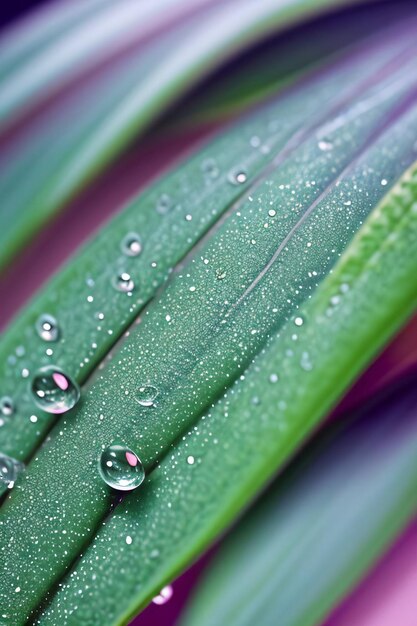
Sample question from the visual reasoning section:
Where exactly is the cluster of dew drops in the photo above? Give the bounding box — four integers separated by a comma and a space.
0, 157, 265, 605
0, 233, 150, 498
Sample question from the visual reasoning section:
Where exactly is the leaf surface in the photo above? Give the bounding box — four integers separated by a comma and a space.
1, 20, 417, 626
180, 372, 417, 626
0, 0, 345, 271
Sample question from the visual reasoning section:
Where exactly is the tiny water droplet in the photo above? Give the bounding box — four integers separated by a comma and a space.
269, 373, 278, 383
113, 272, 135, 293
135, 385, 158, 407
0, 453, 24, 495
201, 157, 219, 180
216, 268, 227, 280
98, 443, 145, 491
228, 168, 247, 185
36, 314, 60, 342
187, 455, 195, 465
294, 316, 304, 327
156, 193, 173, 215
152, 585, 173, 605
318, 139, 333, 151
0, 396, 15, 417
31, 366, 80, 414
268, 209, 276, 217
121, 233, 142, 257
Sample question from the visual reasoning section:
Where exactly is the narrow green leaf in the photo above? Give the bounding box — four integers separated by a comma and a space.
180, 375, 417, 626
1, 26, 417, 624
2, 24, 404, 462
36, 162, 417, 626
0, 0, 348, 270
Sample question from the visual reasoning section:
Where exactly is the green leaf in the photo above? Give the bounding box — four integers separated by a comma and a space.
2, 20, 402, 463
1, 20, 417, 624
33, 161, 417, 625
180, 374, 417, 626
0, 0, 345, 271
31, 161, 417, 626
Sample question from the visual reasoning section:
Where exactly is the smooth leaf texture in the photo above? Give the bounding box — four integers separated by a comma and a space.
2, 21, 408, 462
1, 19, 417, 623
0, 0, 345, 271
181, 372, 417, 626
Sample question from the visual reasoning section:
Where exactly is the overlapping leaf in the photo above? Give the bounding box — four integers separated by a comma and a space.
1, 19, 417, 624
181, 372, 417, 626
0, 0, 346, 271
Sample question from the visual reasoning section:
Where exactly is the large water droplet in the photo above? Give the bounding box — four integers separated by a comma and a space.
121, 233, 142, 257
36, 314, 60, 342
0, 453, 24, 495
0, 396, 15, 417
98, 443, 145, 491
31, 366, 80, 414
113, 272, 135, 293
152, 585, 173, 605
135, 384, 158, 407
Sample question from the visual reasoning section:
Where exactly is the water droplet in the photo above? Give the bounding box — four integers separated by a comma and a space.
31, 366, 80, 414
318, 139, 333, 151
152, 585, 173, 605
216, 268, 227, 280
0, 453, 24, 495
228, 168, 247, 185
135, 385, 158, 407
156, 193, 173, 215
98, 443, 145, 491
269, 374, 278, 383
126, 535, 133, 545
268, 209, 276, 217
121, 233, 142, 257
36, 314, 60, 342
0, 396, 15, 417
187, 455, 195, 465
113, 272, 135, 293
201, 157, 219, 180
294, 316, 304, 327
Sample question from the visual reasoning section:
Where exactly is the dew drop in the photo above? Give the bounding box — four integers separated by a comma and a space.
98, 443, 145, 491
216, 268, 227, 280
294, 316, 304, 327
0, 453, 24, 495
121, 233, 142, 257
135, 385, 158, 407
152, 585, 173, 605
36, 314, 60, 342
228, 167, 247, 185
156, 193, 173, 215
0, 396, 15, 417
113, 272, 135, 293
31, 366, 80, 414
318, 139, 333, 151
187, 455, 195, 465
201, 157, 219, 180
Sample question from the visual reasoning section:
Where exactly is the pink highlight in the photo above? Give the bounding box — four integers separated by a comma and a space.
125, 451, 138, 467
52, 372, 69, 390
